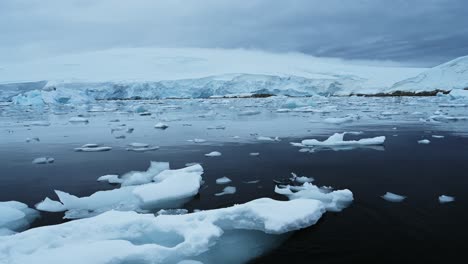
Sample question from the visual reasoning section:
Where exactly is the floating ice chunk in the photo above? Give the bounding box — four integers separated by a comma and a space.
275, 183, 353, 212
439, 103, 467, 107
37, 163, 203, 219
97, 174, 121, 184
295, 176, 314, 184
215, 186, 236, 196
216, 177, 232, 184
126, 146, 159, 152
69, 117, 89, 123
25, 137, 40, 143
439, 195, 455, 204
429, 115, 468, 122
128, 142, 149, 148
257, 136, 280, 142
324, 114, 358, 124
300, 132, 385, 147
188, 138, 206, 143
432, 135, 445, 139
205, 151, 222, 157
139, 112, 152, 116
381, 192, 406, 202
1, 198, 325, 263
27, 121, 50, 127
35, 197, 66, 212
249, 152, 260, 156
238, 110, 261, 116
32, 157, 54, 164
0, 201, 39, 235
154, 122, 169, 129
418, 139, 430, 144
207, 125, 226, 130
74, 144, 112, 152
114, 135, 126, 139
243, 180, 260, 184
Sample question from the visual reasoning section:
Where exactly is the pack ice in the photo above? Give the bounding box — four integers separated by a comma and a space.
36, 162, 204, 219
1, 198, 326, 264
0, 201, 39, 236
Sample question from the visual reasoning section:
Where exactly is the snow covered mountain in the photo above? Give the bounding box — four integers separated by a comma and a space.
0, 48, 425, 105
390, 55, 468, 93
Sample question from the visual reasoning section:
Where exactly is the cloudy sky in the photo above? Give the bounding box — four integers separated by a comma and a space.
1, 0, 467, 66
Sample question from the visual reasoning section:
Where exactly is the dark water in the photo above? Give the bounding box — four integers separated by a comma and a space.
1, 126, 468, 263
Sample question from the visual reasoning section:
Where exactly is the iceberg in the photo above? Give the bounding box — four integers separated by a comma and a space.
0, 201, 39, 236
0, 198, 326, 264
36, 163, 204, 219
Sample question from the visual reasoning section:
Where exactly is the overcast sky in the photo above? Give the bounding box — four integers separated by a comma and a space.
1, 0, 467, 66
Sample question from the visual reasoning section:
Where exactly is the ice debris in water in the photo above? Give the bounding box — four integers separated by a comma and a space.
418, 139, 431, 144
154, 122, 169, 129
381, 192, 406, 202
188, 138, 207, 143
215, 186, 237, 196
36, 162, 204, 219
249, 152, 260, 156
2, 198, 326, 264
432, 135, 445, 138
439, 195, 455, 204
324, 114, 359, 124
275, 182, 353, 212
126, 143, 159, 152
25, 137, 40, 142
257, 136, 280, 142
0, 201, 39, 236
69, 117, 89, 123
26, 121, 50, 127
32, 157, 54, 164
205, 151, 222, 157
74, 144, 112, 152
215, 177, 232, 184
291, 132, 385, 152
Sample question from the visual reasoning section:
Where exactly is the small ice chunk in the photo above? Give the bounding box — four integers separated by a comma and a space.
381, 192, 406, 202
257, 136, 280, 142
126, 146, 159, 152
74, 144, 112, 152
193, 138, 206, 143
27, 121, 50, 127
154, 122, 169, 129
216, 177, 232, 184
324, 114, 358, 124
295, 176, 314, 183
35, 197, 66, 212
215, 186, 237, 196
238, 110, 261, 116
205, 151, 222, 157
25, 137, 40, 143
69, 117, 89, 123
300, 132, 385, 147
243, 180, 260, 184
418, 139, 431, 144
432, 135, 444, 139
249, 152, 260, 156
97, 175, 122, 184
439, 195, 455, 203
32, 157, 54, 164
128, 143, 149, 148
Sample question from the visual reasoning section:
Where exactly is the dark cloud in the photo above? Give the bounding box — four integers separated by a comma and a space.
1, 0, 467, 66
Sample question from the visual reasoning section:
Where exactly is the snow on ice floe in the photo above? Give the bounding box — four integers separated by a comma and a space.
1, 198, 326, 264
205, 151, 222, 157
291, 132, 385, 152
215, 186, 237, 196
36, 162, 203, 219
418, 139, 431, 144
32, 157, 54, 164
275, 182, 353, 212
439, 195, 455, 204
0, 201, 39, 236
154, 122, 169, 129
74, 144, 112, 152
215, 177, 232, 185
381, 192, 406, 202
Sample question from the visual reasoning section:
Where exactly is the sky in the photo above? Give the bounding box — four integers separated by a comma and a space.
1, 0, 467, 66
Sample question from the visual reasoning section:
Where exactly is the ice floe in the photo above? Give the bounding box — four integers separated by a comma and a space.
257, 136, 280, 142
215, 186, 237, 196
1, 198, 326, 264
0, 201, 39, 236
154, 122, 169, 129
205, 151, 222, 157
439, 195, 455, 204
292, 132, 385, 152
32, 157, 54, 164
418, 139, 431, 144
215, 177, 232, 184
275, 182, 353, 212
36, 163, 203, 219
381, 192, 406, 202
74, 144, 112, 152
324, 114, 359, 124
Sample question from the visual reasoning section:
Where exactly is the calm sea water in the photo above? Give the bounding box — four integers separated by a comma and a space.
1, 126, 467, 263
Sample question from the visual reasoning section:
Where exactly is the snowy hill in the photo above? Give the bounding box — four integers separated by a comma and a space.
0, 48, 426, 104
390, 55, 468, 93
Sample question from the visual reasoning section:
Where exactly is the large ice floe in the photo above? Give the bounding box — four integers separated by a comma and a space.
1, 198, 326, 264
36, 162, 204, 219
0, 201, 39, 236
291, 132, 385, 152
